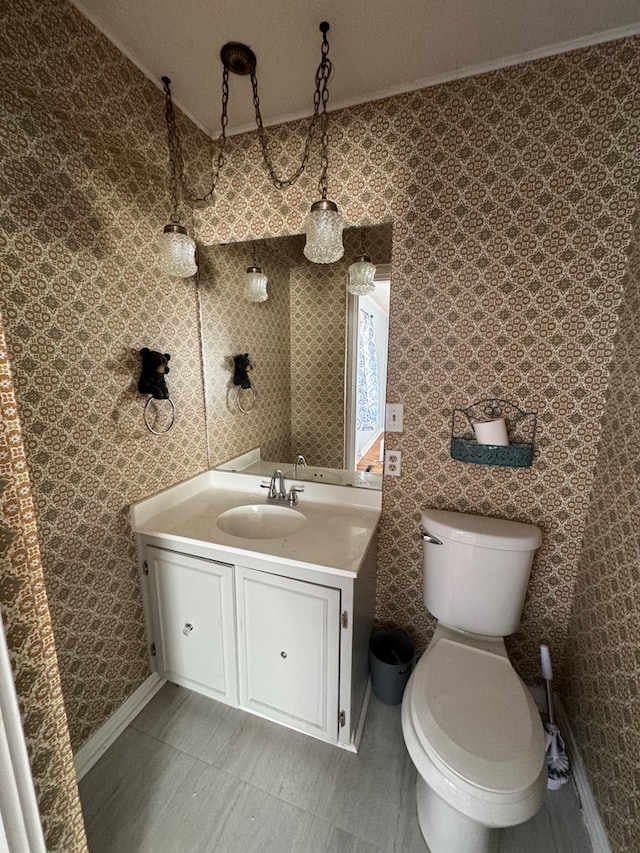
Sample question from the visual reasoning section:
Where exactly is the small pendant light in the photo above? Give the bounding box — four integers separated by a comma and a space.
159, 223, 197, 278
302, 24, 344, 264
304, 199, 344, 264
244, 242, 268, 302
159, 78, 198, 279
347, 230, 376, 295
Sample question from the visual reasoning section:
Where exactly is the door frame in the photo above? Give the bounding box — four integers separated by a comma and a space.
0, 613, 46, 853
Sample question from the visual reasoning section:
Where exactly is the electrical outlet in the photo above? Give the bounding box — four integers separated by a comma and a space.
386, 403, 404, 433
384, 449, 402, 477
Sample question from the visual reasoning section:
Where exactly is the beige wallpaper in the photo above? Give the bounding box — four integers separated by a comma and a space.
563, 208, 640, 853
0, 0, 639, 849
1, 0, 209, 754
0, 319, 88, 851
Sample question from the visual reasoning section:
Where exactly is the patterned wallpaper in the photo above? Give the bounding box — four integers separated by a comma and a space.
0, 0, 209, 762
0, 321, 87, 851
563, 210, 640, 853
0, 0, 639, 849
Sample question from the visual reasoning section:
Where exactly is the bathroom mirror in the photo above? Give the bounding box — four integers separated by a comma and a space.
197, 223, 392, 487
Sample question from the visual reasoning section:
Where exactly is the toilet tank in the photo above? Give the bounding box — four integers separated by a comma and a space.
421, 509, 542, 636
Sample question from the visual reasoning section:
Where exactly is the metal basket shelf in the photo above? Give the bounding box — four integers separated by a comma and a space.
450, 398, 537, 468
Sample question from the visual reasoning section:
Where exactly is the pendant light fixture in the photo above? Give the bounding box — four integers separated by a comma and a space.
302, 23, 344, 264
159, 78, 197, 278
159, 223, 197, 278
244, 242, 268, 302
347, 231, 376, 295
161, 22, 343, 266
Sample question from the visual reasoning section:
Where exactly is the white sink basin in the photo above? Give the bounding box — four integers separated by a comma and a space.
216, 504, 306, 540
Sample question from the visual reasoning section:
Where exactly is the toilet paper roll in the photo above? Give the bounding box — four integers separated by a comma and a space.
473, 417, 509, 446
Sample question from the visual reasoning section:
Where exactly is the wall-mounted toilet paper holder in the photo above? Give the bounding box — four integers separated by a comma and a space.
450, 398, 537, 467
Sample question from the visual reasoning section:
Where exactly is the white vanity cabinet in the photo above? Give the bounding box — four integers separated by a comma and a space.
144, 546, 238, 706
236, 566, 340, 740
138, 533, 377, 749
132, 469, 380, 749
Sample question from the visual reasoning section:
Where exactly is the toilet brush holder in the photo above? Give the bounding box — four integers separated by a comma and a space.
540, 645, 570, 789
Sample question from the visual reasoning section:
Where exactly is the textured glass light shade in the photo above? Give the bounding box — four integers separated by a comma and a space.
159, 224, 197, 278
303, 199, 344, 264
348, 254, 376, 295
244, 266, 268, 302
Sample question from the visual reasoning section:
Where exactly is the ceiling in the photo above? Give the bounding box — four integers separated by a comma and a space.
71, 0, 640, 138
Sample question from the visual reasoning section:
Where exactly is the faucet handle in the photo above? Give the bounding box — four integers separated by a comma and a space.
287, 486, 304, 506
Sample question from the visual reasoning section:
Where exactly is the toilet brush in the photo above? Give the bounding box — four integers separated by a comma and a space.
540, 645, 570, 789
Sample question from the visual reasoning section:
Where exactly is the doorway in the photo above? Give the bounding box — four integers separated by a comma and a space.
344, 265, 390, 471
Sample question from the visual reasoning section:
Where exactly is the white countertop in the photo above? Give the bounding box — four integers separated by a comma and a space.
130, 469, 381, 578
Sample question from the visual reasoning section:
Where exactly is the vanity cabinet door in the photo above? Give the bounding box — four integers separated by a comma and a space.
146, 546, 238, 705
236, 566, 341, 741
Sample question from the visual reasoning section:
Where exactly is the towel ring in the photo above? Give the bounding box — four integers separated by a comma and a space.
235, 386, 255, 413
143, 396, 176, 434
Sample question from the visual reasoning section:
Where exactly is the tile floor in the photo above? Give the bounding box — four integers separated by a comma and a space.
79, 684, 593, 853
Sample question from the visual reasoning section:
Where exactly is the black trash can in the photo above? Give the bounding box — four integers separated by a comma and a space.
369, 629, 415, 705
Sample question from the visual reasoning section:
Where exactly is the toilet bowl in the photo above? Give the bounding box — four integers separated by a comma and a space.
402, 625, 546, 852
401, 509, 546, 853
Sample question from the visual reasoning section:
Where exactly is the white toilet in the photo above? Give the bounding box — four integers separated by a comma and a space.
401, 509, 547, 853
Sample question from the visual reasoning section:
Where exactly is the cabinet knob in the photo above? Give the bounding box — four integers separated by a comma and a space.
280, 651, 287, 659
183, 623, 194, 636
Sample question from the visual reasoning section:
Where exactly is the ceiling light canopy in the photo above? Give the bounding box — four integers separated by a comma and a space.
160, 22, 343, 277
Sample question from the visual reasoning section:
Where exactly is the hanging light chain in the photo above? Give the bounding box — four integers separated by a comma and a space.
359, 228, 367, 255
162, 77, 182, 221
318, 87, 330, 199
162, 23, 333, 206
249, 26, 332, 191
162, 69, 231, 207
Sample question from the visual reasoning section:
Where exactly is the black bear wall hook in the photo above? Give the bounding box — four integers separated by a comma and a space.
233, 353, 253, 389
138, 348, 171, 399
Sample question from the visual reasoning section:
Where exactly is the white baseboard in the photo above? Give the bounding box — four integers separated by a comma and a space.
528, 686, 611, 853
358, 430, 384, 462
553, 695, 612, 853
74, 674, 165, 781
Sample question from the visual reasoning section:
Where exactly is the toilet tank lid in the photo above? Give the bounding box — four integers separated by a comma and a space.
421, 509, 542, 551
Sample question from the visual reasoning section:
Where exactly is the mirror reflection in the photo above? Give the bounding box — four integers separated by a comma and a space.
197, 224, 392, 488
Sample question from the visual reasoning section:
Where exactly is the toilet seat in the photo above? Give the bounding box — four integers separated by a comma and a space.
408, 637, 544, 796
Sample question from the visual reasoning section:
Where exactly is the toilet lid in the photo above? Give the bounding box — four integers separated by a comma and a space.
410, 639, 544, 794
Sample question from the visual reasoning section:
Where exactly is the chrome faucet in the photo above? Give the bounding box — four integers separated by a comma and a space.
292, 453, 307, 476
261, 469, 304, 506
263, 468, 286, 501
